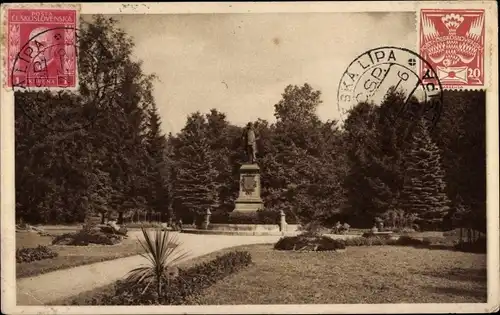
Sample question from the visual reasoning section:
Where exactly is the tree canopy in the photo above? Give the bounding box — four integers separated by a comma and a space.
15, 16, 486, 232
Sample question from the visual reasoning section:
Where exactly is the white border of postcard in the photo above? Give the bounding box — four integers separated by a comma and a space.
1, 1, 498, 314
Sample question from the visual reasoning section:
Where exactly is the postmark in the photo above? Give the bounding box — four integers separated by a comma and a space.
6, 8, 78, 89
337, 46, 443, 128
419, 9, 485, 89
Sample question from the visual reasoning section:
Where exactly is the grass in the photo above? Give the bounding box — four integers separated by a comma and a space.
62, 242, 486, 305
54, 244, 238, 305
16, 231, 146, 279
186, 244, 486, 304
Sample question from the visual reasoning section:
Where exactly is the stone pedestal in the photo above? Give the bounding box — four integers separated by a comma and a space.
233, 164, 264, 214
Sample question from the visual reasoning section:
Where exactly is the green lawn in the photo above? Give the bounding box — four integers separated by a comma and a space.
62, 243, 486, 305
16, 231, 146, 279
184, 244, 486, 304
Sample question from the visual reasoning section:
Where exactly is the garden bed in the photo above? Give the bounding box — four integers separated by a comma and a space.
65, 243, 486, 305
16, 232, 146, 279
187, 244, 487, 304
66, 250, 253, 305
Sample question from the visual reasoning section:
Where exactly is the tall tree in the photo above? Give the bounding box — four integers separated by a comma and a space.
401, 118, 450, 229
171, 113, 220, 223
262, 83, 345, 223
15, 15, 159, 224
432, 90, 486, 232
342, 101, 380, 226
145, 103, 170, 221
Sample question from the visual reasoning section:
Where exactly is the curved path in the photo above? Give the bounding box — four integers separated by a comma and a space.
16, 233, 283, 305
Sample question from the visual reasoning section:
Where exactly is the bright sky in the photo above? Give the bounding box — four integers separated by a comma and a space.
101, 12, 416, 134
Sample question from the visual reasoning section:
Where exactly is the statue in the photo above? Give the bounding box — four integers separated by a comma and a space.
242, 122, 258, 164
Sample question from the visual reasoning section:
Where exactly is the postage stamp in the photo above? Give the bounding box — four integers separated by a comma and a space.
419, 9, 485, 89
0, 2, 498, 315
5, 8, 78, 89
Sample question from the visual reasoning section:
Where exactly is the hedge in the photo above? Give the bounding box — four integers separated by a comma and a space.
274, 235, 454, 251
52, 230, 123, 246
454, 238, 486, 253
274, 234, 346, 251
78, 250, 252, 305
209, 210, 281, 225
16, 245, 58, 263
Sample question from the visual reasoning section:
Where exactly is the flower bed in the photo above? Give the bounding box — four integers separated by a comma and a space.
77, 250, 253, 305
52, 230, 123, 246
274, 234, 453, 251
274, 234, 346, 251
16, 245, 58, 263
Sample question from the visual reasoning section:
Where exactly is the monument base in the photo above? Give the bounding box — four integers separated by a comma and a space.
233, 163, 264, 214
233, 200, 264, 214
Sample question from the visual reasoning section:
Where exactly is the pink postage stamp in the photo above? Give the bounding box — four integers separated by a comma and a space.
6, 8, 77, 89
419, 9, 485, 89
419, 9, 485, 88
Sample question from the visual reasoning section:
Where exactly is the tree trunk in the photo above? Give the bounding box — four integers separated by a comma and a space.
100, 212, 105, 224
117, 211, 124, 224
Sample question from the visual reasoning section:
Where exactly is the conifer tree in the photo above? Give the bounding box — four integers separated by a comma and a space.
171, 113, 220, 223
145, 103, 170, 221
401, 118, 450, 228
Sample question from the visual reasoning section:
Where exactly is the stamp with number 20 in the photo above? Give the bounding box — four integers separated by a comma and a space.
419, 9, 485, 89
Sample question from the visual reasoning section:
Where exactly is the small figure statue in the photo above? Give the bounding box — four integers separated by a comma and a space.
242, 122, 258, 164
334, 221, 342, 234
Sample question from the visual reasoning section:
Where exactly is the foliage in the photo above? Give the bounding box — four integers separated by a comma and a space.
14, 10, 485, 235
170, 112, 221, 223
125, 227, 189, 300
209, 210, 282, 225
432, 91, 486, 233
81, 250, 252, 305
259, 84, 346, 224
401, 118, 450, 229
343, 237, 393, 246
16, 245, 59, 263
454, 238, 486, 253
274, 235, 346, 251
342, 89, 484, 230
15, 15, 168, 225
52, 230, 123, 246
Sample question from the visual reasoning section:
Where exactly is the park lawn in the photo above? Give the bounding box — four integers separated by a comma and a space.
185, 244, 486, 304
62, 242, 486, 305
53, 245, 238, 305
16, 232, 146, 279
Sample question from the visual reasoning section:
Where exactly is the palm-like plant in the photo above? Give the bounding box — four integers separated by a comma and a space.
125, 227, 190, 299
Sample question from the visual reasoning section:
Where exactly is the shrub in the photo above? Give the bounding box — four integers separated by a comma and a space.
52, 230, 122, 246
361, 230, 395, 239
274, 235, 345, 251
454, 238, 486, 253
125, 228, 189, 299
124, 222, 162, 229
209, 210, 280, 225
343, 237, 392, 246
81, 250, 252, 305
16, 245, 58, 263
396, 236, 427, 246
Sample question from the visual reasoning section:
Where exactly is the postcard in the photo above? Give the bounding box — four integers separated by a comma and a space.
1, 2, 498, 314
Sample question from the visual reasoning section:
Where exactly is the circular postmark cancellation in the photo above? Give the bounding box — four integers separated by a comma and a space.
10, 26, 107, 132
337, 46, 444, 128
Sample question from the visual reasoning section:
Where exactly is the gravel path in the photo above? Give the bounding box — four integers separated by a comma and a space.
16, 233, 282, 305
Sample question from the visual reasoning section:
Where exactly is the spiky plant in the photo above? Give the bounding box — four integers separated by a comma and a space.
125, 227, 190, 299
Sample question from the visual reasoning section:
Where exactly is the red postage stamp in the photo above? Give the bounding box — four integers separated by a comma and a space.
6, 8, 77, 89
419, 9, 485, 89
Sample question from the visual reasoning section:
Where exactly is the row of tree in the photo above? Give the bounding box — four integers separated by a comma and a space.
15, 16, 167, 224
15, 16, 486, 232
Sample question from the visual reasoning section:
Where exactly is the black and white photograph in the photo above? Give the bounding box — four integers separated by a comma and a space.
1, 2, 498, 314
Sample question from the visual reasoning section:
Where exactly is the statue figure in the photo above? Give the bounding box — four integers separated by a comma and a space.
242, 122, 258, 164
